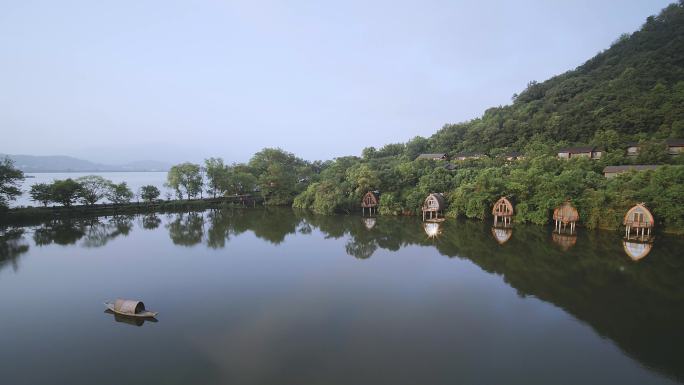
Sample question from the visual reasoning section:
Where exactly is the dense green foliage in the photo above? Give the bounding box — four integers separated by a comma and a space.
139, 185, 161, 202
0, 157, 24, 209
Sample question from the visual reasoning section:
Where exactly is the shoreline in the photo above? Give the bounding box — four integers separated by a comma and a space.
2, 199, 682, 237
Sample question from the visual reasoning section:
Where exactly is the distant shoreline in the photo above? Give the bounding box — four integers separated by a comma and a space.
21, 170, 169, 173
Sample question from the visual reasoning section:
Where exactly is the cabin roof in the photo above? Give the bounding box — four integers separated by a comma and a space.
415, 153, 447, 160
626, 141, 641, 147
423, 193, 446, 210
624, 203, 654, 227
503, 151, 522, 157
603, 165, 659, 173
453, 152, 485, 157
666, 138, 684, 146
557, 146, 596, 153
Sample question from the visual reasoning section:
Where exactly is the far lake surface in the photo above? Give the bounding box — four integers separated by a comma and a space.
14, 171, 170, 207
0, 208, 682, 385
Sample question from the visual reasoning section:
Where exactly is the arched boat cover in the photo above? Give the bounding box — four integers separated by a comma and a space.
114, 299, 145, 315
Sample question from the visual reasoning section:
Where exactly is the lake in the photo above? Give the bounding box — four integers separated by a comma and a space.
0, 208, 682, 385
13, 171, 170, 207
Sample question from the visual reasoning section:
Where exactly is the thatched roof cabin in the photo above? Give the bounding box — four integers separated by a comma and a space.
361, 191, 380, 208
423, 193, 445, 212
492, 197, 513, 217
624, 204, 654, 229
553, 201, 579, 224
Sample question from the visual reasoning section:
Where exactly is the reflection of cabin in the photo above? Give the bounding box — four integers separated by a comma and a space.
624, 203, 654, 239
422, 193, 446, 221
453, 152, 485, 161
622, 240, 653, 261
424, 222, 442, 238
416, 153, 448, 161
557, 146, 602, 160
666, 138, 684, 156
363, 217, 376, 230
603, 165, 659, 178
492, 197, 513, 227
553, 201, 579, 233
552, 232, 577, 251
361, 191, 380, 216
491, 227, 512, 244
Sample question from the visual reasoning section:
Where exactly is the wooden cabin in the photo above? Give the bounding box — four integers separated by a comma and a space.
422, 193, 446, 221
624, 203, 654, 239
626, 142, 641, 157
361, 191, 380, 216
492, 197, 513, 227
557, 146, 602, 160
666, 138, 684, 156
453, 152, 485, 161
553, 201, 579, 233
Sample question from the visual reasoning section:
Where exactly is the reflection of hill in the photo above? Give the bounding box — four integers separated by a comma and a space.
4, 208, 684, 381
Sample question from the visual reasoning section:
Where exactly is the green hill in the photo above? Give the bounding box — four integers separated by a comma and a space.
426, 1, 684, 154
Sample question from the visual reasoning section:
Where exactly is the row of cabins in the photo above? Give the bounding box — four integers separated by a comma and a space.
361, 192, 655, 239
416, 139, 684, 163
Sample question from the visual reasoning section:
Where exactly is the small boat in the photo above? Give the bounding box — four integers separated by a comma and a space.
104, 299, 158, 318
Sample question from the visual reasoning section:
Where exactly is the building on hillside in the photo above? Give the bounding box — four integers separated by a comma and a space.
492, 197, 514, 227
361, 191, 380, 216
502, 151, 525, 161
557, 146, 603, 160
415, 153, 448, 161
603, 165, 659, 178
666, 138, 684, 156
453, 152, 486, 161
422, 193, 446, 221
626, 142, 641, 157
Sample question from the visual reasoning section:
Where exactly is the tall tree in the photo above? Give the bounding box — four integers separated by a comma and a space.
139, 185, 160, 202
49, 179, 81, 207
76, 175, 111, 205
166, 162, 203, 199
29, 183, 52, 207
107, 182, 133, 204
0, 157, 24, 209
204, 157, 227, 198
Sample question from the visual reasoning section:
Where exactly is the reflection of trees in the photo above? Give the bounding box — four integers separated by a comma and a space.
81, 216, 133, 248
344, 239, 377, 259
141, 214, 161, 230
0, 227, 29, 273
167, 212, 204, 246
33, 219, 86, 246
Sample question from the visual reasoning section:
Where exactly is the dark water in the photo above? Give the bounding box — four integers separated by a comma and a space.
0, 208, 683, 385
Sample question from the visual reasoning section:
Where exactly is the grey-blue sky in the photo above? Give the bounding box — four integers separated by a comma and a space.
0, 0, 673, 163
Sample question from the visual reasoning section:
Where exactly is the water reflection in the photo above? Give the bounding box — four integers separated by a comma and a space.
4, 208, 683, 382
423, 222, 442, 239
0, 227, 29, 273
551, 232, 577, 251
363, 217, 376, 230
491, 226, 512, 244
104, 309, 158, 327
623, 240, 653, 261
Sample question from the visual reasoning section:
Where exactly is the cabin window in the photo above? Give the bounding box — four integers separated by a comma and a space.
633, 212, 644, 224
427, 198, 438, 209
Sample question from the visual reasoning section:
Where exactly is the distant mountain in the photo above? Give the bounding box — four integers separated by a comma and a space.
1, 154, 171, 173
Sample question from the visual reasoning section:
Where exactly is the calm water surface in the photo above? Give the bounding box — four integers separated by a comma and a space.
0, 208, 682, 385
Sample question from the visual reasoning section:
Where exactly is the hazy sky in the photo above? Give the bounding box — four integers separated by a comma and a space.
0, 0, 674, 164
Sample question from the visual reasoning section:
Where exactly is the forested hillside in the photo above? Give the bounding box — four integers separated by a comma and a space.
425, 0, 684, 155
